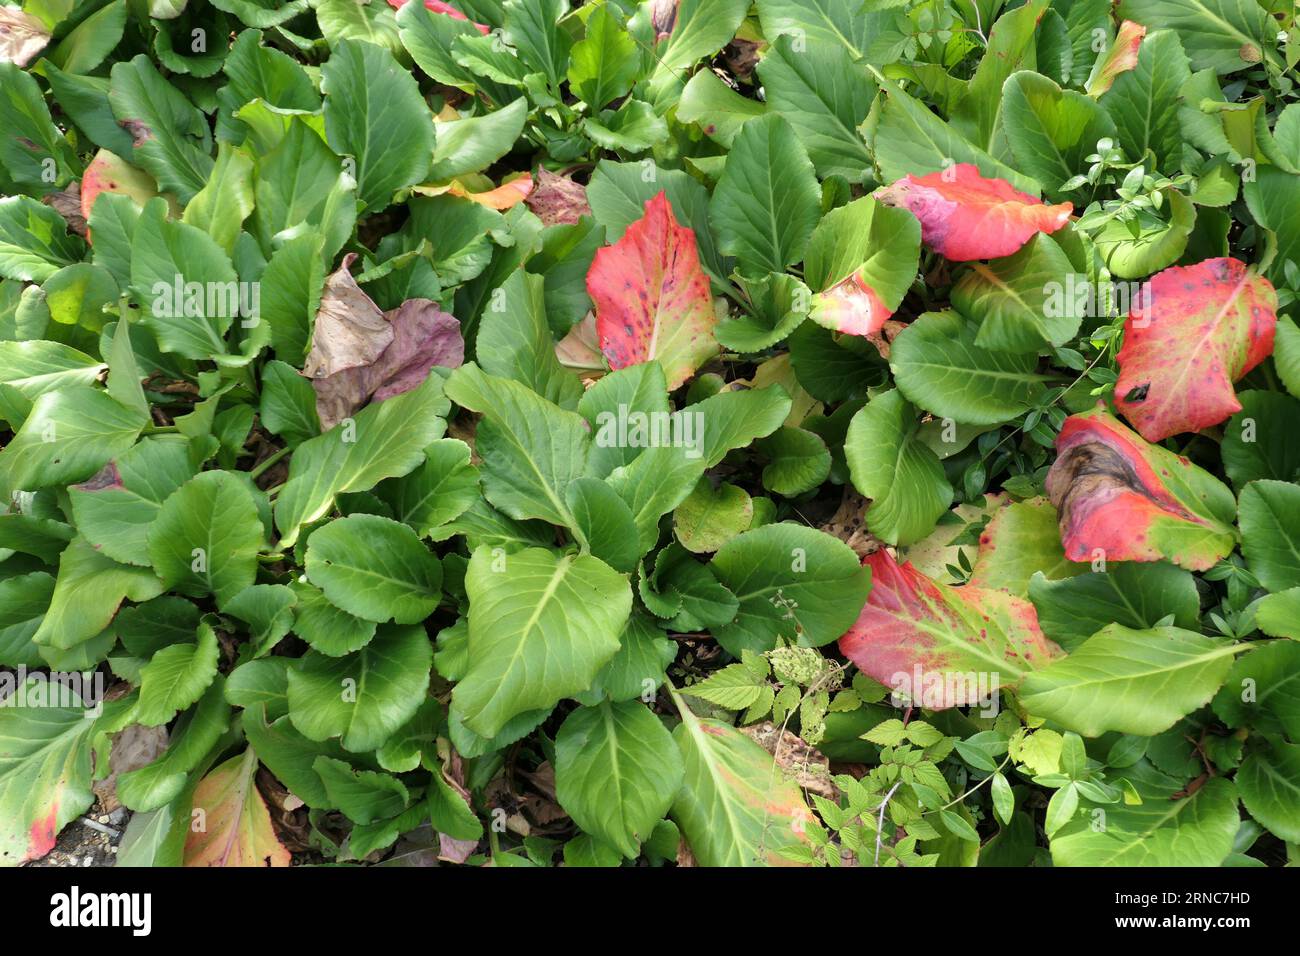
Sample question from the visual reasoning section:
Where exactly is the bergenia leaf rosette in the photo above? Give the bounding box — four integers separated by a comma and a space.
838, 549, 1063, 711
1045, 405, 1237, 572
1114, 257, 1277, 442
874, 163, 1072, 262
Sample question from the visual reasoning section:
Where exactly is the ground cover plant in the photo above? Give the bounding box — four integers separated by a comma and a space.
1, 0, 1299, 869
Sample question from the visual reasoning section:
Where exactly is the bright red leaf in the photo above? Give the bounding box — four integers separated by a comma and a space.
386, 0, 490, 33
874, 164, 1072, 261
838, 549, 1062, 709
586, 191, 719, 389
812, 271, 893, 337
1045, 405, 1238, 571
1114, 257, 1277, 441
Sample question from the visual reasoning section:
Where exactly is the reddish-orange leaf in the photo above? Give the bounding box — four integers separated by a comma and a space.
385, 0, 490, 33
586, 191, 718, 389
184, 748, 291, 868
874, 164, 1072, 262
838, 549, 1061, 709
1045, 405, 1238, 571
418, 174, 534, 209
80, 149, 166, 241
811, 271, 893, 337
1086, 20, 1146, 96
1114, 258, 1277, 441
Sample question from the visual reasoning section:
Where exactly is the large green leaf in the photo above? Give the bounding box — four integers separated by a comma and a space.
452, 546, 632, 737
0, 386, 144, 497
147, 470, 265, 608
554, 700, 683, 858
1238, 480, 1300, 593
1050, 763, 1238, 865
304, 513, 442, 625
1028, 561, 1201, 651
1001, 71, 1117, 202
1100, 29, 1191, 170
1118, 0, 1281, 75
755, 34, 875, 181
708, 523, 872, 655
669, 693, 814, 867
0, 196, 85, 282
321, 38, 434, 212
444, 363, 589, 533
107, 54, 214, 203
1019, 625, 1239, 736
709, 114, 820, 278
274, 372, 450, 546
844, 389, 952, 546
0, 684, 134, 866
287, 623, 433, 753
135, 619, 220, 726
890, 311, 1048, 425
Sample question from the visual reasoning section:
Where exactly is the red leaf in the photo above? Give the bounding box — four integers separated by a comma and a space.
874, 164, 1071, 261
587, 191, 718, 389
1045, 405, 1237, 571
184, 748, 291, 867
838, 549, 1061, 709
811, 271, 893, 337
1114, 257, 1277, 441
386, 0, 490, 34
80, 149, 165, 241
1086, 20, 1145, 96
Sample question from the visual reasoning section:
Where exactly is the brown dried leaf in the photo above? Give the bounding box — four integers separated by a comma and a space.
43, 182, 87, 237
303, 253, 392, 381
0, 7, 50, 67
92, 724, 170, 813
525, 168, 591, 226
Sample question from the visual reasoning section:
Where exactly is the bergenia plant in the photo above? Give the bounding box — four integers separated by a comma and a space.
1, 0, 1298, 871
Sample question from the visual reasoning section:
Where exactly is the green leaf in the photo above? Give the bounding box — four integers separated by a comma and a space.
376, 438, 479, 537
1117, 0, 1281, 75
669, 694, 814, 866
890, 311, 1047, 425
502, 0, 571, 89
0, 196, 85, 282
0, 385, 144, 496
147, 470, 265, 608
444, 363, 589, 532
0, 63, 78, 195
430, 97, 528, 182
0, 572, 54, 667
1019, 625, 1239, 736
1100, 29, 1191, 171
274, 372, 450, 546
321, 38, 434, 212
130, 199, 240, 359
305, 513, 442, 625
755, 34, 875, 181
1237, 743, 1300, 842
312, 756, 409, 825
452, 546, 632, 737
554, 700, 684, 858
68, 436, 195, 567
708, 523, 872, 655
181, 143, 255, 255
136, 619, 220, 726
677, 69, 766, 149
397, 0, 493, 94
1239, 480, 1300, 592
287, 623, 433, 753
951, 234, 1084, 353
674, 479, 753, 554
1001, 71, 1118, 202
567, 2, 639, 110
756, 426, 831, 497
107, 54, 214, 203
1212, 641, 1300, 740
1093, 186, 1196, 279
475, 271, 583, 408
1050, 763, 1237, 865
845, 389, 953, 546
1221, 392, 1300, 488
710, 114, 821, 277
566, 475, 641, 572
118, 677, 231, 812
0, 683, 133, 866
1029, 562, 1200, 651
